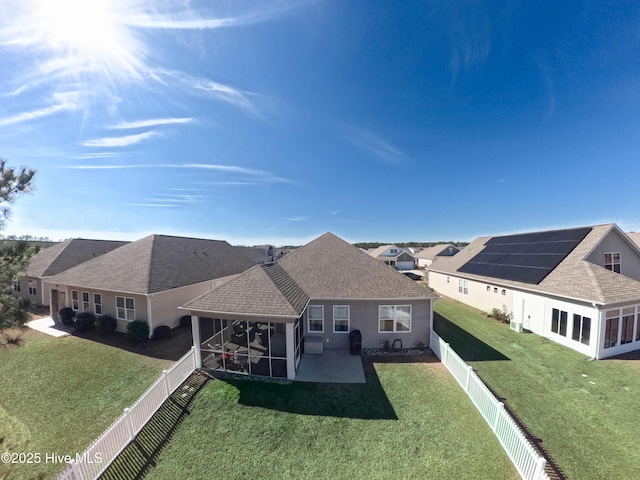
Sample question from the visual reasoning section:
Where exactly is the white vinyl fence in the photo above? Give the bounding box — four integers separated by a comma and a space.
57, 346, 197, 480
430, 331, 550, 480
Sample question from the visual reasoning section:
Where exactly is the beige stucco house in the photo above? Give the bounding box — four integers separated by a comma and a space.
46, 235, 257, 334
428, 223, 640, 359
184, 232, 439, 380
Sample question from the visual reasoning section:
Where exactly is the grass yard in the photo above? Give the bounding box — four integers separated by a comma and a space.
0, 328, 172, 480
434, 297, 640, 480
148, 356, 518, 480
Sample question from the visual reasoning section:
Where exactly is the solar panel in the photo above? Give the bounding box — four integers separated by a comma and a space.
457, 226, 592, 284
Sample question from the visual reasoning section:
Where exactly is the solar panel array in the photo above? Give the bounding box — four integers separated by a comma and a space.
457, 226, 592, 284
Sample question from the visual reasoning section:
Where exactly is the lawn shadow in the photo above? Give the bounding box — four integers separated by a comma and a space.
71, 326, 193, 361
215, 356, 398, 420
433, 312, 510, 362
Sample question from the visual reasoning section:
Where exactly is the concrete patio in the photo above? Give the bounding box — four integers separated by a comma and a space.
295, 349, 365, 383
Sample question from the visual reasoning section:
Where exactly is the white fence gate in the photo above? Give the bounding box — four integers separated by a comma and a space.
56, 346, 197, 480
430, 331, 550, 480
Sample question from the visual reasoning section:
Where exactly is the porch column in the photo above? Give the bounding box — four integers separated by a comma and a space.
191, 315, 202, 368
286, 322, 295, 380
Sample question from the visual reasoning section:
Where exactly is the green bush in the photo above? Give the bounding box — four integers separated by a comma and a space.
153, 325, 171, 340
127, 320, 150, 341
95, 314, 118, 334
59, 307, 75, 326
488, 307, 511, 324
73, 312, 96, 332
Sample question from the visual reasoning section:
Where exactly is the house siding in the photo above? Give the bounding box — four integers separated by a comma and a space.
304, 299, 431, 350
149, 281, 217, 330
428, 271, 514, 315
47, 283, 148, 333
585, 228, 640, 281
13, 276, 44, 306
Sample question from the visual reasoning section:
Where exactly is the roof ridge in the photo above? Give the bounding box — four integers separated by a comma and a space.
40, 239, 73, 276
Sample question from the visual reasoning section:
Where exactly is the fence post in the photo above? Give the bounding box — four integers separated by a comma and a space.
493, 402, 504, 432
465, 365, 472, 393
442, 341, 449, 366
124, 407, 135, 441
162, 370, 170, 397
191, 345, 197, 370
70, 459, 83, 480
533, 456, 547, 479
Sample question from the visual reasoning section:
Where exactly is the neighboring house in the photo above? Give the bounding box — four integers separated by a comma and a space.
183, 232, 439, 380
368, 244, 416, 270
626, 232, 640, 249
415, 244, 460, 268
428, 223, 640, 359
14, 239, 128, 307
46, 235, 257, 334
235, 245, 277, 264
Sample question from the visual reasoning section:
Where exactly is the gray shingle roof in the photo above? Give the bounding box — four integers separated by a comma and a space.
429, 224, 640, 304
183, 232, 437, 316
47, 235, 257, 294
25, 239, 129, 278
415, 244, 459, 260
185, 263, 309, 317
277, 232, 436, 299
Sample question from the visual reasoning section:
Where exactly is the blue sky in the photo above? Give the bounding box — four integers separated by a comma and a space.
1, 0, 640, 245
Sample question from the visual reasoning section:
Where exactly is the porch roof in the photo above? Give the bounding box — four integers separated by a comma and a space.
184, 263, 309, 317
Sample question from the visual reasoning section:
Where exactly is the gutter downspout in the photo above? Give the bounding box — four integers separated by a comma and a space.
147, 295, 153, 339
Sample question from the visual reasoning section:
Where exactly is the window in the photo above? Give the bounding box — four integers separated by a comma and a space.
116, 296, 135, 320
572, 314, 591, 345
494, 287, 498, 294
501, 289, 506, 296
307, 305, 324, 332
486, 285, 491, 291
94, 293, 102, 315
333, 305, 350, 333
390, 248, 398, 254
28, 280, 37, 296
551, 308, 568, 336
604, 252, 621, 273
604, 310, 619, 348
379, 305, 411, 332
621, 308, 634, 345
82, 291, 90, 312
71, 290, 79, 311
13, 282, 20, 292
458, 279, 468, 295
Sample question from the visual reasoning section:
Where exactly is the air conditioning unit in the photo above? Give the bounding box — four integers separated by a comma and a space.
510, 320, 523, 333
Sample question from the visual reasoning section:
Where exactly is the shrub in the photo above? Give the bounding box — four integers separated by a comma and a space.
127, 320, 150, 341
73, 312, 96, 332
153, 325, 171, 340
488, 307, 511, 324
95, 314, 118, 334
179, 315, 191, 328
59, 307, 75, 326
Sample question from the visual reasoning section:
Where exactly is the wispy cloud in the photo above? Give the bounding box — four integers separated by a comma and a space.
59, 163, 294, 184
83, 131, 159, 147
109, 117, 193, 129
160, 70, 258, 115
0, 91, 82, 126
343, 127, 408, 164
285, 216, 307, 222
127, 203, 179, 208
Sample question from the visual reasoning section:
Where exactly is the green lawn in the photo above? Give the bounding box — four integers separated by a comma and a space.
434, 297, 640, 480
0, 328, 172, 480
149, 357, 518, 480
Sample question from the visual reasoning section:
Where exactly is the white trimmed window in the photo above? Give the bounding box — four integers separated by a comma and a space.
71, 290, 79, 311
28, 280, 37, 295
82, 291, 90, 312
458, 279, 468, 295
308, 305, 324, 332
604, 252, 621, 273
94, 293, 102, 315
333, 305, 350, 333
379, 305, 411, 332
116, 296, 135, 321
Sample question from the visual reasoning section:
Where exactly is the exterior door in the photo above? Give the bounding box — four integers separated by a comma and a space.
51, 290, 66, 321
